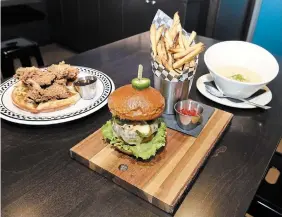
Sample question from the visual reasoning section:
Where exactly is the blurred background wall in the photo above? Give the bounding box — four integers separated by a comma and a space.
252, 0, 282, 56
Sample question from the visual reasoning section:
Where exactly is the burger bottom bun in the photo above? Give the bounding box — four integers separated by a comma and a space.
12, 82, 80, 113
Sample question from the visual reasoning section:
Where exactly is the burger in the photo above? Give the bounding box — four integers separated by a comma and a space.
101, 83, 166, 160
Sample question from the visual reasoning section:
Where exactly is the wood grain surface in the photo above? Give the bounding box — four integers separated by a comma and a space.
2, 33, 282, 217
70, 109, 233, 213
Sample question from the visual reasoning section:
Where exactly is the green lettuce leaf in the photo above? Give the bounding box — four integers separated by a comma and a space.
101, 120, 123, 145
101, 120, 115, 140
101, 120, 166, 160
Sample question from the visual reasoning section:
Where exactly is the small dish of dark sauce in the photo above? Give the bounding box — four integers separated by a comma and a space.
74, 76, 97, 86
74, 76, 97, 100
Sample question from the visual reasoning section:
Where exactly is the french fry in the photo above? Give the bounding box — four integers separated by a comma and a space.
183, 60, 196, 71
156, 37, 168, 62
174, 68, 183, 74
160, 37, 168, 61
150, 24, 157, 57
163, 36, 170, 51
183, 63, 190, 70
182, 33, 190, 49
157, 42, 162, 59
172, 32, 180, 48
164, 29, 173, 49
169, 48, 186, 53
177, 22, 182, 32
173, 45, 205, 69
162, 35, 173, 66
162, 35, 170, 53
155, 55, 162, 65
174, 42, 204, 59
168, 52, 173, 66
186, 31, 197, 47
161, 58, 179, 76
169, 12, 180, 40
178, 32, 185, 49
161, 58, 173, 71
189, 59, 196, 67
156, 25, 164, 45
178, 65, 183, 71
173, 12, 180, 24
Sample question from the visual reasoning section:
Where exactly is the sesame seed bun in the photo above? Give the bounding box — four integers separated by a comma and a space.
108, 84, 165, 121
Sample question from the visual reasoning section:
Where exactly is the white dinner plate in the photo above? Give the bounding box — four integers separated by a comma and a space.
0, 66, 115, 125
196, 74, 272, 109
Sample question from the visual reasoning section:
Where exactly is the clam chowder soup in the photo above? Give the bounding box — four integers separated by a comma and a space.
216, 66, 262, 83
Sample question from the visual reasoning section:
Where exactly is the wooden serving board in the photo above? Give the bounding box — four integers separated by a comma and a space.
70, 109, 233, 213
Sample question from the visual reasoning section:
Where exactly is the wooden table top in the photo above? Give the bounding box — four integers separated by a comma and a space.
2, 32, 282, 217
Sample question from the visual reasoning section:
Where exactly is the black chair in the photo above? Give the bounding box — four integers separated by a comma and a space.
1, 37, 44, 78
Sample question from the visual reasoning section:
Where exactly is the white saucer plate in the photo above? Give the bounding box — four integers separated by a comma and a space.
0, 66, 115, 125
196, 74, 272, 109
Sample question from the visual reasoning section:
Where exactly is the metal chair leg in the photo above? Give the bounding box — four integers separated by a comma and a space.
33, 46, 44, 67
20, 56, 32, 67
1, 55, 15, 78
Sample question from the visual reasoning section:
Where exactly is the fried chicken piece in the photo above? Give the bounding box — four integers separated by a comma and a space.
16, 67, 56, 87
15, 66, 39, 79
47, 61, 79, 80
25, 79, 48, 103
25, 78, 42, 90
26, 89, 46, 103
54, 79, 67, 85
16, 62, 77, 104
25, 79, 70, 103
28, 72, 55, 87
43, 83, 71, 100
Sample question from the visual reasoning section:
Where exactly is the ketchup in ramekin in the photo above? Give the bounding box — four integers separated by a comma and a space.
178, 108, 198, 116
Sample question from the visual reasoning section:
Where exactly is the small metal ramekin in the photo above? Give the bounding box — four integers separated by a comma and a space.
174, 100, 204, 131
74, 76, 97, 100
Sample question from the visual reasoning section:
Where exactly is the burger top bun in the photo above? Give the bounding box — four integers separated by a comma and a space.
108, 84, 165, 121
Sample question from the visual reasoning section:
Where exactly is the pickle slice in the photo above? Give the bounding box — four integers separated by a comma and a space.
131, 78, 151, 90
131, 64, 151, 90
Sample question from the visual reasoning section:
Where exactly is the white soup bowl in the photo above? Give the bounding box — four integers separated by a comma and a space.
204, 41, 279, 98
